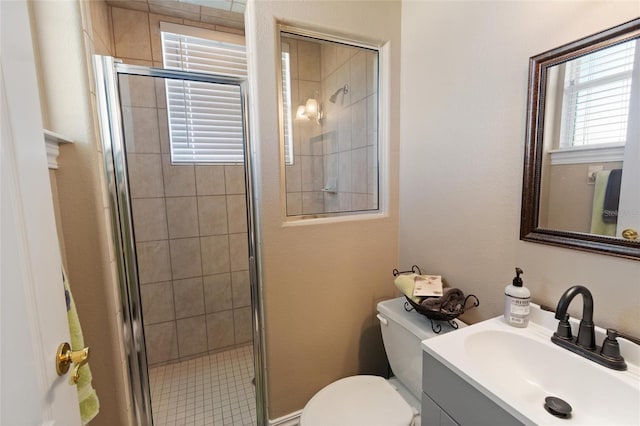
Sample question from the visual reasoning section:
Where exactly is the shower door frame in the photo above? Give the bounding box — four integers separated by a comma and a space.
94, 55, 267, 426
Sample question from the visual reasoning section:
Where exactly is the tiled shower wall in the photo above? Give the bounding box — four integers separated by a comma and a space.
285, 37, 378, 215
121, 74, 251, 365
109, 6, 250, 366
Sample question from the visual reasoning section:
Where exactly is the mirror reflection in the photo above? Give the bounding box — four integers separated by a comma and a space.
280, 30, 379, 217
538, 37, 639, 239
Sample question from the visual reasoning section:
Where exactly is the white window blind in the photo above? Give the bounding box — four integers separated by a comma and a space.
161, 26, 246, 163
281, 44, 294, 165
560, 40, 636, 148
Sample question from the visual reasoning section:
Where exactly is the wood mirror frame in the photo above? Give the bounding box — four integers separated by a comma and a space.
521, 18, 640, 260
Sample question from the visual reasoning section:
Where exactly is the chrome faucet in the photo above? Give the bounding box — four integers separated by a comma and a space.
551, 285, 627, 370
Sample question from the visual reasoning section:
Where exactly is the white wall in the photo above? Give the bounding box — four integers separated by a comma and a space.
399, 1, 640, 334
245, 0, 401, 419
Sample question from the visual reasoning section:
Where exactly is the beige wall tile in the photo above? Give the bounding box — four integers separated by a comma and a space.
169, 237, 202, 279
335, 62, 351, 106
140, 281, 174, 324
201, 235, 230, 275
214, 24, 244, 35
367, 94, 377, 141
320, 42, 336, 79
285, 161, 302, 193
149, 13, 183, 62
122, 107, 161, 153
112, 7, 152, 60
145, 322, 178, 365
166, 197, 199, 238
338, 152, 352, 192
162, 154, 196, 196
336, 44, 352, 68
206, 311, 234, 350
176, 315, 207, 357
286, 192, 302, 216
351, 148, 368, 194
158, 108, 170, 153
351, 193, 368, 211
226, 194, 247, 234
127, 153, 164, 198
351, 99, 367, 149
196, 165, 226, 195
365, 50, 378, 97
131, 198, 168, 241
231, 270, 250, 308
228, 233, 248, 272
203, 273, 232, 313
89, 0, 114, 55
301, 155, 324, 192
302, 191, 324, 214
224, 165, 246, 194
338, 108, 352, 152
119, 75, 157, 107
136, 240, 171, 284
297, 40, 321, 82
155, 80, 167, 109
349, 51, 367, 103
173, 277, 205, 319
197, 195, 228, 236
233, 307, 252, 344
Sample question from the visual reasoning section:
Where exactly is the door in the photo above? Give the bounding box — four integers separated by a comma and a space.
0, 1, 82, 424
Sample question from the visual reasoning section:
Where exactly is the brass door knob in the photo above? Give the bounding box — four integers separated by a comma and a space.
56, 342, 89, 384
621, 229, 638, 241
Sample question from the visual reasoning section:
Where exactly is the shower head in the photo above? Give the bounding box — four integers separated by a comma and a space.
329, 84, 349, 103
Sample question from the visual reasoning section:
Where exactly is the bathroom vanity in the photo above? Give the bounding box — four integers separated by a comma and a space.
420, 304, 640, 426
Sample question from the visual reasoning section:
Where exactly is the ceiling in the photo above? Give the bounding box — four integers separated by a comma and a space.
105, 0, 245, 29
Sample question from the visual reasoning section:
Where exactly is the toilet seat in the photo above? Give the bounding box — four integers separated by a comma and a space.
300, 375, 415, 426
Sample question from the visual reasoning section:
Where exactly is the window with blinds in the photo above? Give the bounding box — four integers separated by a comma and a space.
281, 44, 294, 166
560, 40, 636, 148
161, 25, 247, 163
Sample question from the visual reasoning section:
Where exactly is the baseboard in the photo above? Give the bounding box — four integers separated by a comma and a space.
269, 409, 302, 426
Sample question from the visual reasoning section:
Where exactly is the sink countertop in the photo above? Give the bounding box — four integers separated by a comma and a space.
421, 304, 640, 425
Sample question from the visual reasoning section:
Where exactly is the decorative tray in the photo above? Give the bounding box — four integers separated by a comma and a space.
393, 265, 480, 333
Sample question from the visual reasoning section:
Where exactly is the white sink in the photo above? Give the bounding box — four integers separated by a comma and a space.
422, 305, 640, 425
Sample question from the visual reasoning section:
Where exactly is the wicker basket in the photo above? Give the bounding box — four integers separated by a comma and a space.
404, 294, 479, 321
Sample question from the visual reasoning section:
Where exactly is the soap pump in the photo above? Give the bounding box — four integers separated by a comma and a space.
504, 267, 530, 328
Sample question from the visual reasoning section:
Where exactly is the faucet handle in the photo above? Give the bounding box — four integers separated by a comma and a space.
555, 313, 573, 340
600, 329, 624, 361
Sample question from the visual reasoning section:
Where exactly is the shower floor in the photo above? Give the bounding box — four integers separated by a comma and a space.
149, 345, 256, 426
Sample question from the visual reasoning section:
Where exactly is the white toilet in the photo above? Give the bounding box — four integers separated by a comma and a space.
300, 296, 463, 426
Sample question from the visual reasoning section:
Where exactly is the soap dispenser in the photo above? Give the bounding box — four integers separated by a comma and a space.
504, 267, 530, 328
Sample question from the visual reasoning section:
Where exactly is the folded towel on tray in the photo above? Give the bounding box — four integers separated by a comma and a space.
421, 288, 465, 314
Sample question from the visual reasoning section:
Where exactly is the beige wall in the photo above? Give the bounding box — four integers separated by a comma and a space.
542, 162, 623, 233
399, 1, 640, 335
29, 1, 132, 425
246, 0, 402, 419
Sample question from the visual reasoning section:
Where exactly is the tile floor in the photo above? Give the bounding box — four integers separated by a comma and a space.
149, 345, 256, 425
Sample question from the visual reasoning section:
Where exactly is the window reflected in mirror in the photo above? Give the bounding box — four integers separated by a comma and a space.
538, 37, 639, 237
279, 29, 379, 217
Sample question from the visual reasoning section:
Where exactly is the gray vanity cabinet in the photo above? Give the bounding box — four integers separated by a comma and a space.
421, 351, 524, 426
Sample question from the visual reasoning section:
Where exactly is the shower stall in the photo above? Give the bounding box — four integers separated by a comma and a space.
94, 56, 264, 425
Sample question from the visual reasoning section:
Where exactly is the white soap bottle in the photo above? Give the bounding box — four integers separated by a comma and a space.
504, 267, 530, 328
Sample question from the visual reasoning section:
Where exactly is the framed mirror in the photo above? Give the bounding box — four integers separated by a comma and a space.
277, 25, 380, 218
521, 18, 640, 259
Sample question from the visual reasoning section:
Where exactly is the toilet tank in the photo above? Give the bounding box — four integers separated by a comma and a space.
377, 297, 463, 399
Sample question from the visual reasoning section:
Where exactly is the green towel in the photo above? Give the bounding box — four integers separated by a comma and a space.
63, 270, 100, 425
590, 171, 617, 237
393, 273, 422, 303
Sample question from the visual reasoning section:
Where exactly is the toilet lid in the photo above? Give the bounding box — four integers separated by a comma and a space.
300, 375, 414, 426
